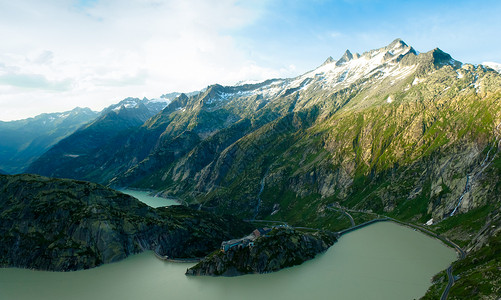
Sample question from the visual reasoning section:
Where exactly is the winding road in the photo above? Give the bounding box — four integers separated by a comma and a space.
439, 238, 465, 300
441, 266, 455, 300
326, 204, 356, 227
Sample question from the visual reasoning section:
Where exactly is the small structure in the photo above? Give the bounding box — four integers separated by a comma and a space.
221, 238, 250, 252
220, 227, 272, 252
252, 227, 271, 238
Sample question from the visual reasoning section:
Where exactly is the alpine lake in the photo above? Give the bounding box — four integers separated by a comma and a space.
0, 191, 457, 300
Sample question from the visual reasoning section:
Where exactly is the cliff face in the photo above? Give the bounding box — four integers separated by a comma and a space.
0, 174, 252, 271
186, 228, 337, 276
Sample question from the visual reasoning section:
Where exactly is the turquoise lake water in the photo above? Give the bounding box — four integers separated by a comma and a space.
0, 222, 456, 300
120, 189, 179, 207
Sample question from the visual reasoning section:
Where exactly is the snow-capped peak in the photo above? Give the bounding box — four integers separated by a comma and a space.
105, 97, 170, 115
335, 50, 358, 66
284, 39, 417, 93
321, 56, 336, 66
150, 97, 172, 104
111, 98, 140, 112
388, 38, 408, 51
236, 79, 267, 86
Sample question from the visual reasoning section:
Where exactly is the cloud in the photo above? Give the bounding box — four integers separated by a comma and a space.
94, 69, 149, 87
0, 0, 500, 121
0, 0, 283, 120
328, 31, 342, 39
0, 72, 72, 91
31, 51, 54, 65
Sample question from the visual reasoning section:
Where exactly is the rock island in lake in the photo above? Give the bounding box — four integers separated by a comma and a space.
186, 226, 337, 276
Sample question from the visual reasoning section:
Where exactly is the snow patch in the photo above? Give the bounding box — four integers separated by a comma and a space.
292, 45, 415, 92
412, 77, 423, 86
150, 97, 170, 104
474, 82, 481, 93
456, 71, 464, 79
236, 79, 265, 86
386, 96, 393, 103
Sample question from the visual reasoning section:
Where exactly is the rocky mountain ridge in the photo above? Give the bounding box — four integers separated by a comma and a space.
0, 97, 173, 175
0, 107, 99, 173
0, 173, 251, 271
26, 97, 170, 182
27, 39, 501, 225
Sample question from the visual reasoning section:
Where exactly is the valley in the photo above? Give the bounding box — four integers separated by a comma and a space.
1, 39, 501, 298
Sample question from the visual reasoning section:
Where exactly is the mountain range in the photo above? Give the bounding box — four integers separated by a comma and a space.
8, 38, 501, 298
0, 107, 98, 173
0, 97, 171, 174
27, 39, 501, 221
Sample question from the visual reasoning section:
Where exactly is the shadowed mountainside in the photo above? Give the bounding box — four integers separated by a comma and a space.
0, 174, 252, 271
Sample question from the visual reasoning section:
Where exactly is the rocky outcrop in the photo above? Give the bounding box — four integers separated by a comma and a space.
0, 174, 252, 271
186, 228, 337, 276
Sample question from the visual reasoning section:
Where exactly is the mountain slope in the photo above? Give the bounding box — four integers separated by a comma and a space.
28, 40, 501, 226
27, 97, 168, 182
0, 107, 98, 173
0, 173, 251, 271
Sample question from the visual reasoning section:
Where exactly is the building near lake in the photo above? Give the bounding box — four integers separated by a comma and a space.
221, 227, 272, 252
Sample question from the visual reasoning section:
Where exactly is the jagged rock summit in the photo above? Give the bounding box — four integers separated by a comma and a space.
335, 49, 356, 66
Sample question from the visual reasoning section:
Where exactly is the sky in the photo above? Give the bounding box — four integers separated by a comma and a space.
0, 0, 500, 121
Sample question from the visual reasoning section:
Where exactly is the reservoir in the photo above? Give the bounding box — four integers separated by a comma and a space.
0, 222, 456, 299
120, 189, 179, 208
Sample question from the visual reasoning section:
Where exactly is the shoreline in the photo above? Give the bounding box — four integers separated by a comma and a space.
335, 218, 462, 299
153, 251, 202, 263
119, 188, 185, 206
386, 218, 465, 259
